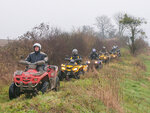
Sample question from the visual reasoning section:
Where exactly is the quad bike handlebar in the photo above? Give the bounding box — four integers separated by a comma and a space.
65, 58, 82, 61
65, 58, 70, 61
19, 60, 31, 65
19, 60, 45, 65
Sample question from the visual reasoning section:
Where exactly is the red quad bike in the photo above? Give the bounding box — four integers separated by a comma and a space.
9, 60, 60, 100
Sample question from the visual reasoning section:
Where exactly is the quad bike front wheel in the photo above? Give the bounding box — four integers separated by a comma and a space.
95, 64, 103, 69
9, 83, 20, 100
66, 75, 70, 81
58, 71, 64, 81
54, 76, 60, 91
75, 70, 84, 79
41, 81, 49, 94
75, 74, 80, 79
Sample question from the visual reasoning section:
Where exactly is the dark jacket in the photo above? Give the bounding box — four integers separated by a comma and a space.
26, 51, 48, 63
101, 48, 107, 53
70, 54, 82, 64
110, 48, 116, 53
26, 51, 48, 71
89, 52, 99, 60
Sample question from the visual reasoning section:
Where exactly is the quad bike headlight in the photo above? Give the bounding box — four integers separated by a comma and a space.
72, 68, 78, 71
86, 61, 90, 64
34, 78, 38, 81
14, 71, 23, 76
61, 67, 66, 70
61, 64, 65, 67
95, 61, 98, 64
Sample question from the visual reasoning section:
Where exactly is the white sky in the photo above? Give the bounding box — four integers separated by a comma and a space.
0, 0, 150, 40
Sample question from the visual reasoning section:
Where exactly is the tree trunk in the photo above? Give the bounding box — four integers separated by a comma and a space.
130, 28, 136, 54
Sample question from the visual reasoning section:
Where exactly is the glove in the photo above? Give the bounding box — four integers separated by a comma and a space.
35, 60, 45, 65
19, 60, 31, 65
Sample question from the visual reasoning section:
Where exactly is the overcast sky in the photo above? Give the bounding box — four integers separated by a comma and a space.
0, 0, 150, 40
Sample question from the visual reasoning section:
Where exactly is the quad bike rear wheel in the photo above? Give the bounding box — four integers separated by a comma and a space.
9, 83, 20, 100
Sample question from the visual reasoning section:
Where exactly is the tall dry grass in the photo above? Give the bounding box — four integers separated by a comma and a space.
81, 62, 125, 113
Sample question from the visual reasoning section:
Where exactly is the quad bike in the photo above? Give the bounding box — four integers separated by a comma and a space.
58, 58, 88, 81
99, 52, 110, 63
86, 59, 103, 71
109, 51, 118, 59
9, 60, 60, 100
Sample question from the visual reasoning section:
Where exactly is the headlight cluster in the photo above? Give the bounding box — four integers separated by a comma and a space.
61, 64, 65, 67
86, 61, 90, 64
72, 68, 78, 71
95, 61, 98, 64
14, 71, 23, 76
61, 67, 66, 70
34, 78, 38, 81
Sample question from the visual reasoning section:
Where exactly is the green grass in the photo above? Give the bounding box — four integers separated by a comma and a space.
120, 51, 150, 113
0, 78, 109, 113
0, 86, 9, 103
0, 48, 150, 113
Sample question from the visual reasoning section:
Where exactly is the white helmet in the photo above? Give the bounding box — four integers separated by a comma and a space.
112, 46, 115, 49
72, 49, 78, 55
103, 46, 106, 49
33, 43, 41, 50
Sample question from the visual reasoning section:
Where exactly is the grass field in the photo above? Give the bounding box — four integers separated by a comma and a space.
0, 48, 150, 113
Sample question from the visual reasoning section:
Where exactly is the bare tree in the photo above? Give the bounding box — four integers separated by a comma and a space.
95, 15, 116, 38
114, 12, 126, 38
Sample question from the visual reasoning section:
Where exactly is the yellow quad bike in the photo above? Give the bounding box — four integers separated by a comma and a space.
99, 52, 110, 63
109, 51, 118, 59
86, 59, 103, 71
58, 58, 88, 81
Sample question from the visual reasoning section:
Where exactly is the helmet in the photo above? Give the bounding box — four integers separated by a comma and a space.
72, 49, 78, 55
92, 48, 96, 52
33, 43, 41, 50
103, 46, 106, 49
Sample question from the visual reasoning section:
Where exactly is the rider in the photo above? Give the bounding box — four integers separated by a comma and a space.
100, 46, 108, 55
110, 46, 117, 53
25, 43, 48, 71
89, 48, 99, 60
70, 49, 82, 64
101, 46, 107, 53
